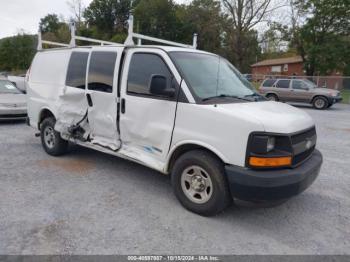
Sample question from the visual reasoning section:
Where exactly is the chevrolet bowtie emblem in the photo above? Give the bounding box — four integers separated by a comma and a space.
305, 138, 313, 149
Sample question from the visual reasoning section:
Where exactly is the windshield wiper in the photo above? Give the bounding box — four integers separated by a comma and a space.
244, 93, 264, 101
202, 94, 251, 102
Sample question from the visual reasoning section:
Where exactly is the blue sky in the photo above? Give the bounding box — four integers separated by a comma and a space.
0, 0, 190, 38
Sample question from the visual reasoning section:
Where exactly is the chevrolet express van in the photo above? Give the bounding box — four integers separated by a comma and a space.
26, 20, 323, 216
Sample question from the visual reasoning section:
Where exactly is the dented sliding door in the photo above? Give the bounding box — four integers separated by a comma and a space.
86, 47, 124, 150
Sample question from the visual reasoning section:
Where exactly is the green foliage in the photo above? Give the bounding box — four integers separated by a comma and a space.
293, 0, 350, 75
176, 0, 224, 53
83, 0, 132, 40
39, 14, 62, 33
39, 14, 71, 45
5, 0, 348, 77
222, 29, 261, 73
134, 0, 178, 41
0, 34, 36, 72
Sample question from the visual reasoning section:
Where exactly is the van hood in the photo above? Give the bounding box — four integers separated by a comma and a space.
216, 101, 314, 134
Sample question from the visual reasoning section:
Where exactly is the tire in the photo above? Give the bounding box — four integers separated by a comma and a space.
312, 96, 328, 110
40, 117, 68, 156
266, 93, 278, 101
171, 150, 232, 216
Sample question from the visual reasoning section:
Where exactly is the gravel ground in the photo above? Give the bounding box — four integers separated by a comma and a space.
0, 103, 349, 255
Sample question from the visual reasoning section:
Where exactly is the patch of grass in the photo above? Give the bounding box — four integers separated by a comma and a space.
341, 89, 350, 104
251, 81, 260, 91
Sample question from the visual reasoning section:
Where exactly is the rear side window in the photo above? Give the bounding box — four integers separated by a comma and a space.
292, 80, 308, 89
88, 51, 117, 93
262, 79, 276, 87
276, 80, 290, 88
127, 53, 172, 96
66, 52, 89, 89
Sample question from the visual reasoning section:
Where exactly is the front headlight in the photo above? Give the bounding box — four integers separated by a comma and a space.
247, 134, 292, 168
249, 135, 276, 154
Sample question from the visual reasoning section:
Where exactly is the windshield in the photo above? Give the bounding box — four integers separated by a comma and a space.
170, 52, 257, 102
0, 80, 21, 94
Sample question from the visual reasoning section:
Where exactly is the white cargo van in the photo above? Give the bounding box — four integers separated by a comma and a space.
26, 18, 322, 216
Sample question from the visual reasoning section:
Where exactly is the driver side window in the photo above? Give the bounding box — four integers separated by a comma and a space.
127, 53, 174, 98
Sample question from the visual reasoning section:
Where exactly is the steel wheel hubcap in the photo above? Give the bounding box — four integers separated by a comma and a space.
44, 126, 55, 149
181, 166, 213, 204
315, 99, 325, 108
268, 95, 276, 101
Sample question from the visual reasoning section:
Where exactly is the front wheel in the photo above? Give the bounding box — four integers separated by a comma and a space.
171, 150, 232, 216
312, 96, 328, 110
266, 93, 278, 101
40, 117, 68, 156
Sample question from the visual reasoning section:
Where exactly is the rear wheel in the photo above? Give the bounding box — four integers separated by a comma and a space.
40, 117, 68, 156
312, 96, 328, 110
171, 150, 232, 216
266, 93, 278, 101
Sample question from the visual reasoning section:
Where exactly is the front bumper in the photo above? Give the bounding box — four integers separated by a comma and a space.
225, 149, 323, 201
328, 96, 342, 104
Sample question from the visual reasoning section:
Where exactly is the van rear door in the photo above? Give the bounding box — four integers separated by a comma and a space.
86, 46, 124, 150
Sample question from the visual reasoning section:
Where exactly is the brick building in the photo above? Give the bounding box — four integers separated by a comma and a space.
251, 56, 347, 90
251, 56, 304, 77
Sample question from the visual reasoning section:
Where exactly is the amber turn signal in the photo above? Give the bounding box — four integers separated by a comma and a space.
249, 156, 292, 167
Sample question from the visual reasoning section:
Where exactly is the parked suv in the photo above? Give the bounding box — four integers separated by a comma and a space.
259, 78, 342, 109
26, 23, 323, 216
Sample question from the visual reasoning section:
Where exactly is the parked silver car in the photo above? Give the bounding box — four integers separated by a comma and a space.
0, 80, 27, 120
8, 75, 27, 93
259, 78, 342, 109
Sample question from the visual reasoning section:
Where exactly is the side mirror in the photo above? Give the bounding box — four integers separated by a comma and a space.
149, 74, 175, 98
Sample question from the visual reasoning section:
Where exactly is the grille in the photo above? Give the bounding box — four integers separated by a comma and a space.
291, 127, 316, 166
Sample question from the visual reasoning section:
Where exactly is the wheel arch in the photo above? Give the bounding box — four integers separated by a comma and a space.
311, 94, 329, 103
38, 108, 56, 130
266, 92, 279, 99
165, 141, 228, 174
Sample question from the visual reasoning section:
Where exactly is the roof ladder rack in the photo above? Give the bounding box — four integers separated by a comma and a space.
124, 15, 197, 49
37, 15, 197, 50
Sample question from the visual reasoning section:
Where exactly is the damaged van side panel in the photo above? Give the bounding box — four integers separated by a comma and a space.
28, 50, 71, 127
85, 48, 124, 151
55, 49, 90, 136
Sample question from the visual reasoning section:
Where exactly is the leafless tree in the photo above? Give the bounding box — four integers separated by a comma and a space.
67, 0, 85, 29
222, 0, 286, 70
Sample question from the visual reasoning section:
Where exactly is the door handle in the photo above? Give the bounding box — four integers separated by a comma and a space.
86, 93, 93, 107
121, 98, 126, 114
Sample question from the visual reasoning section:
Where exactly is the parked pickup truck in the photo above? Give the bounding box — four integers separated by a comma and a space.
26, 22, 323, 216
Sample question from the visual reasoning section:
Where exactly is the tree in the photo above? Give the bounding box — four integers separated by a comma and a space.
176, 0, 224, 53
134, 0, 178, 41
222, 28, 261, 72
222, 0, 284, 70
0, 34, 36, 72
39, 14, 70, 44
292, 0, 350, 75
67, 0, 85, 30
84, 0, 132, 40
39, 14, 62, 33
